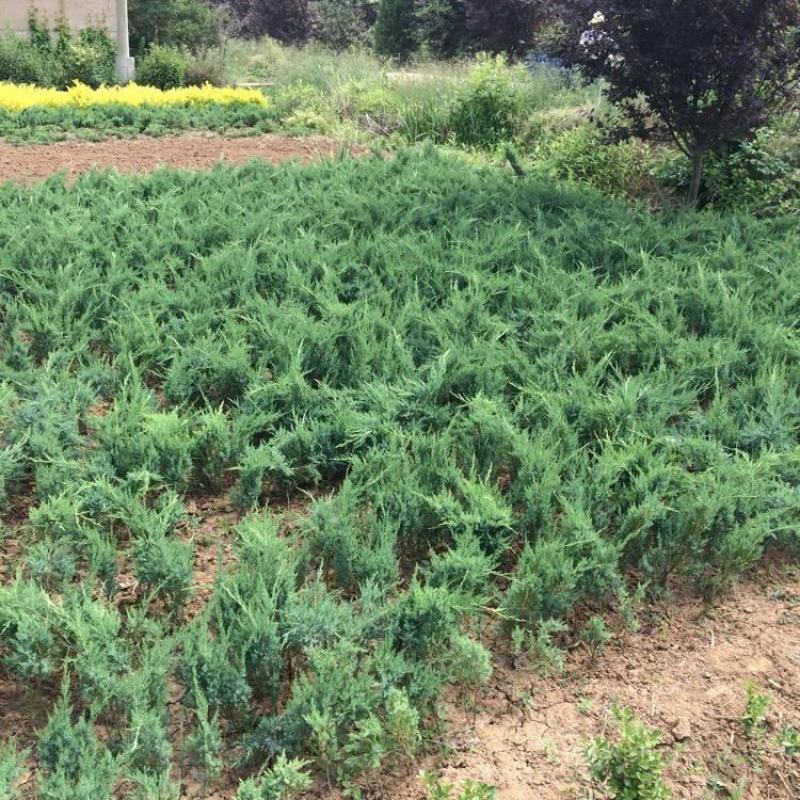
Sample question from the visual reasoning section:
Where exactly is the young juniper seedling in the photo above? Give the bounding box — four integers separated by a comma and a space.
581, 615, 612, 665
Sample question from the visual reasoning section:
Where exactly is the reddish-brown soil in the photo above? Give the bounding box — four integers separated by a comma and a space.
0, 133, 367, 184
426, 558, 800, 800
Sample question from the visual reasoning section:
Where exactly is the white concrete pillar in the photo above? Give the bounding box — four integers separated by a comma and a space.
115, 0, 135, 82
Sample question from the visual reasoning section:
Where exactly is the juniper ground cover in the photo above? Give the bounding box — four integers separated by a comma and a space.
0, 149, 798, 797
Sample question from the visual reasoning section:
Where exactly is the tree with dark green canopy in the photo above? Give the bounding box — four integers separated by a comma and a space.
374, 0, 417, 57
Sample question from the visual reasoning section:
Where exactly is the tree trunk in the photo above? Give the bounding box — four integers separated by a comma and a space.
689, 149, 704, 206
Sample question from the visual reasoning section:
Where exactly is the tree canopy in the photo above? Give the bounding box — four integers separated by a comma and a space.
563, 0, 800, 202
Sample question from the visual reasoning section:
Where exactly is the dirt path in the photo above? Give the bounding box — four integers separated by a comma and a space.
0, 133, 366, 184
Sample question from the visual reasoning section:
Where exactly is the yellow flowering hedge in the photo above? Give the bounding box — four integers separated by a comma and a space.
0, 82, 268, 113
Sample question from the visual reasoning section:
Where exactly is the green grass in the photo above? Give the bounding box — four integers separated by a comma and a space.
0, 44, 601, 148
240, 41, 600, 143
0, 149, 798, 796
0, 101, 277, 144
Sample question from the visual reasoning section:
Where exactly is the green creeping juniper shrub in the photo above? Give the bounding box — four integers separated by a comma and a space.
391, 581, 459, 660
0, 103, 276, 144
280, 579, 360, 656
185, 684, 224, 786
617, 584, 646, 633
28, 492, 85, 543
272, 637, 429, 786
192, 409, 234, 490
207, 519, 298, 699
25, 537, 78, 592
0, 443, 23, 511
0, 578, 65, 683
37, 681, 118, 800
501, 538, 580, 629
213, 578, 283, 701
0, 151, 799, 789
305, 491, 399, 593
587, 708, 671, 800
165, 339, 253, 408
428, 478, 514, 555
383, 687, 422, 758
231, 444, 294, 511
97, 387, 195, 490
581, 616, 612, 665
447, 634, 492, 691
67, 593, 131, 713
180, 618, 252, 717
127, 770, 182, 800
132, 531, 194, 613
423, 533, 498, 610
125, 707, 173, 775
532, 619, 568, 677
0, 740, 27, 800
84, 528, 120, 597
126, 491, 187, 540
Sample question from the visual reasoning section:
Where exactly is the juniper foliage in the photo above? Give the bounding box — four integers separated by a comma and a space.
0, 151, 798, 789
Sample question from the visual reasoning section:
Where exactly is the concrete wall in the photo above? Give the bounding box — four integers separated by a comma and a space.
0, 0, 118, 38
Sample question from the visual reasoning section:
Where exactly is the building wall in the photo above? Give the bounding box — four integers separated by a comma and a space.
0, 0, 117, 38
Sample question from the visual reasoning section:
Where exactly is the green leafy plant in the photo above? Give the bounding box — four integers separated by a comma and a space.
587, 707, 671, 800
779, 725, 800, 757
0, 19, 115, 89
741, 683, 771, 738
420, 770, 496, 800
375, 0, 416, 58
136, 45, 189, 89
451, 55, 526, 146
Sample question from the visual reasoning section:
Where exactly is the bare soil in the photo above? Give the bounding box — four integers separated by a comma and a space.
0, 133, 367, 185
424, 558, 800, 800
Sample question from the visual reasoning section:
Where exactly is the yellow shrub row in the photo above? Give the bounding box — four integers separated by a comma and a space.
0, 82, 268, 112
